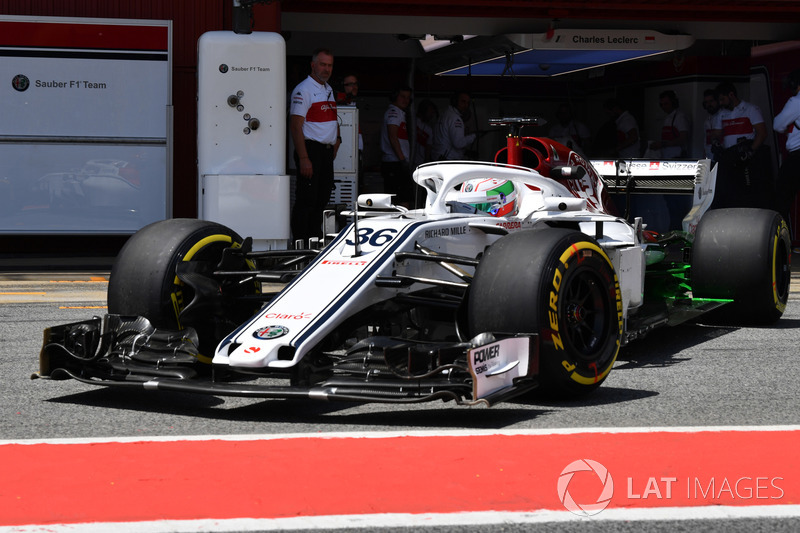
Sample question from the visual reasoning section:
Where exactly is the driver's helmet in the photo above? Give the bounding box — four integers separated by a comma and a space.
457, 178, 518, 217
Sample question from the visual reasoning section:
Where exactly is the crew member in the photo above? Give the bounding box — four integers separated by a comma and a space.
702, 88, 720, 159
649, 90, 690, 159
381, 86, 416, 206
289, 48, 341, 244
413, 99, 438, 168
711, 81, 767, 152
603, 98, 640, 159
773, 68, 800, 223
336, 74, 364, 190
432, 91, 477, 160
710, 81, 770, 209
549, 103, 591, 157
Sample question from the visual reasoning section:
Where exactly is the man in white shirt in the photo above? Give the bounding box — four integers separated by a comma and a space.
603, 99, 640, 159
711, 82, 767, 152
289, 48, 341, 242
702, 89, 720, 159
380, 86, 417, 206
432, 91, 476, 161
413, 99, 438, 168
773, 69, 800, 222
549, 103, 591, 157
710, 81, 770, 209
649, 90, 691, 159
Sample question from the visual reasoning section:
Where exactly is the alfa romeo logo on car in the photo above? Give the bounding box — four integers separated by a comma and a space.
12, 74, 29, 92
557, 459, 614, 516
253, 325, 289, 340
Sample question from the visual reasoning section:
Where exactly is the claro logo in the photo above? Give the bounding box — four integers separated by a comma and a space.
557, 459, 614, 516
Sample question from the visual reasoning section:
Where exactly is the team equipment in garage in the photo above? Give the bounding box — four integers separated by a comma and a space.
35, 118, 791, 406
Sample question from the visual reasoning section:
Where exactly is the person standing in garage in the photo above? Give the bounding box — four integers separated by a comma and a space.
649, 90, 691, 159
710, 81, 770, 209
413, 99, 438, 168
335, 73, 359, 106
712, 81, 767, 154
773, 68, 800, 224
380, 85, 416, 207
336, 74, 365, 191
549, 103, 592, 157
604, 98, 641, 159
432, 91, 477, 161
289, 48, 341, 244
702, 88, 721, 159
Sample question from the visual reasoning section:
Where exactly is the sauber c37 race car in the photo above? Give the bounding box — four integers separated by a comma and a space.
36, 118, 792, 406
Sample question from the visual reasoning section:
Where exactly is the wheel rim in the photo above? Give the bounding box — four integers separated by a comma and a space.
774, 239, 791, 305
562, 268, 611, 361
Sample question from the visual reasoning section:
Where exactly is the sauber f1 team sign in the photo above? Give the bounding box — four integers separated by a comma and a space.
0, 15, 171, 233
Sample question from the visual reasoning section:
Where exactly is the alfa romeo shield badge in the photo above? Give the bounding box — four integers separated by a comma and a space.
253, 325, 289, 340
12, 74, 29, 92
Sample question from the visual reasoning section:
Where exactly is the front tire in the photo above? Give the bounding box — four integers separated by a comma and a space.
108, 218, 256, 357
468, 229, 622, 397
692, 208, 790, 324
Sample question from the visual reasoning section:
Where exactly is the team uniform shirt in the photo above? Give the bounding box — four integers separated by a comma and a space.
432, 105, 476, 160
290, 76, 338, 145
413, 121, 434, 167
380, 104, 410, 162
616, 110, 640, 158
703, 113, 717, 159
548, 120, 590, 155
660, 108, 691, 158
713, 100, 764, 148
773, 93, 800, 153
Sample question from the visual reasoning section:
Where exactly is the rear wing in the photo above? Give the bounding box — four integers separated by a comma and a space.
589, 159, 716, 234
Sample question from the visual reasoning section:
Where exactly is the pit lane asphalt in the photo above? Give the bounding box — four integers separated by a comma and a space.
6, 268, 800, 437
3, 266, 800, 532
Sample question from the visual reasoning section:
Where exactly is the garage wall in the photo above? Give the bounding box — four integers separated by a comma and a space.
0, 1, 232, 221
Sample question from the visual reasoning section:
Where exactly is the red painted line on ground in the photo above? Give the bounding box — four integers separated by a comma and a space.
1, 430, 798, 527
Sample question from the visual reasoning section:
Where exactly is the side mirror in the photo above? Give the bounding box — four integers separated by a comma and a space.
542, 197, 587, 211
551, 166, 587, 180
357, 193, 396, 209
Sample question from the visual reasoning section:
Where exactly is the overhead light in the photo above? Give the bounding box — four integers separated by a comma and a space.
419, 34, 476, 52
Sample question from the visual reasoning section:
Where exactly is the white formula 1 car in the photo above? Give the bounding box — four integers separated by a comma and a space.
37, 118, 791, 406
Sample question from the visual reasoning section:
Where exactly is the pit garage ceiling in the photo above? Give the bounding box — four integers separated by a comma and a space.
280, 1, 800, 64
281, 0, 800, 25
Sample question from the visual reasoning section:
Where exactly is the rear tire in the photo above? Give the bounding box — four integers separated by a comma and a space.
692, 208, 790, 324
468, 229, 622, 397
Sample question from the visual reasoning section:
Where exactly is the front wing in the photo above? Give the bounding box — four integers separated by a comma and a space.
36, 315, 539, 407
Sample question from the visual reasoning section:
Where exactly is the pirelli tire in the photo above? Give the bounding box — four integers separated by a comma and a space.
107, 218, 254, 359
468, 228, 622, 397
692, 208, 791, 324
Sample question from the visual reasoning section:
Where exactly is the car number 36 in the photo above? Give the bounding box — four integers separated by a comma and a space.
346, 227, 398, 247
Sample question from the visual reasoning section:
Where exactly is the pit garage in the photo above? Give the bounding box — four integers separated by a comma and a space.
1, 0, 799, 257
